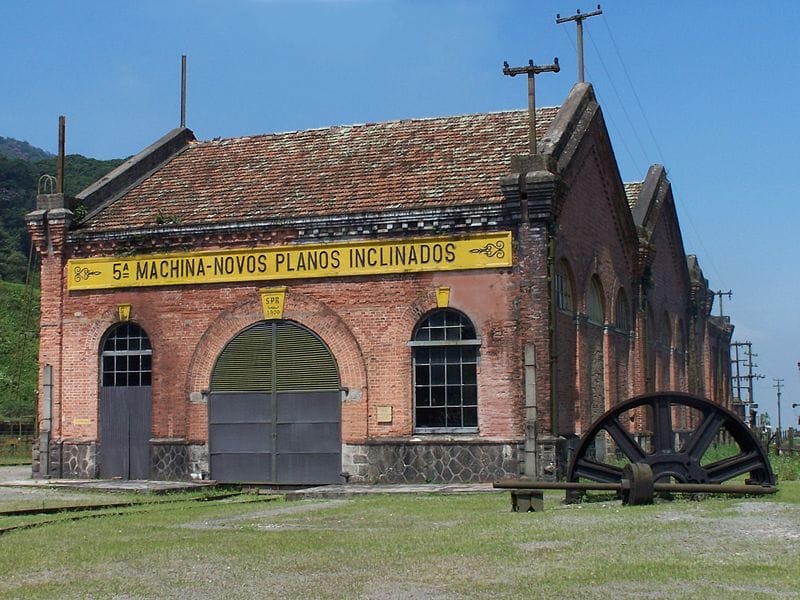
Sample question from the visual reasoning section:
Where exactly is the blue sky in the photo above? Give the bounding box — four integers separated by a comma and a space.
4, 1, 799, 428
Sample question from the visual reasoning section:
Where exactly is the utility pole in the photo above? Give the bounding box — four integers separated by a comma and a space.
731, 341, 745, 419
774, 378, 784, 453
503, 58, 560, 155
730, 341, 763, 427
712, 289, 733, 318
180, 55, 187, 128
556, 5, 603, 83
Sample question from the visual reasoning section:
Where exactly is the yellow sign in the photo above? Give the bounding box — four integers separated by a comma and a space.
117, 304, 132, 321
260, 287, 287, 320
67, 231, 512, 291
436, 286, 451, 308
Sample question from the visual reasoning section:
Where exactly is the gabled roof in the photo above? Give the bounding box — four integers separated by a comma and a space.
79, 109, 559, 233
632, 165, 671, 235
634, 164, 691, 288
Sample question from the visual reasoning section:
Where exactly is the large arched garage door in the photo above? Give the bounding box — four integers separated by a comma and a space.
208, 321, 342, 484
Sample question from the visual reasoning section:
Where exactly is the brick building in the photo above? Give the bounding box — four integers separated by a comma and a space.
27, 82, 732, 483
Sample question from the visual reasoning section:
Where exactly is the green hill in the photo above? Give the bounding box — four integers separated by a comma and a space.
0, 136, 53, 162
0, 138, 123, 425
0, 280, 39, 422
0, 141, 124, 283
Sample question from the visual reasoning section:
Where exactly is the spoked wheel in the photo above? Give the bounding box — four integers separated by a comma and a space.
567, 392, 775, 487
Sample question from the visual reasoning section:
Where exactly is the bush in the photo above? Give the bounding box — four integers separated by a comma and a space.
0, 435, 32, 465
770, 452, 800, 482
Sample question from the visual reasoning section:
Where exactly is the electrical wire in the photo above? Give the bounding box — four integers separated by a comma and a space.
600, 13, 728, 290
558, 25, 644, 177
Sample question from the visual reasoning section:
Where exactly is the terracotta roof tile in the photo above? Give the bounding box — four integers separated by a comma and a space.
82, 108, 559, 232
623, 181, 643, 209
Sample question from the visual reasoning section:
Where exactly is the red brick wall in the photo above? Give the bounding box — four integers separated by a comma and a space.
549, 113, 639, 435
48, 239, 527, 447
644, 204, 692, 396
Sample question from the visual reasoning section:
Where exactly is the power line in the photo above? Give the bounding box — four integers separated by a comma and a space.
585, 29, 651, 165
600, 15, 666, 164
558, 25, 644, 175
598, 12, 728, 289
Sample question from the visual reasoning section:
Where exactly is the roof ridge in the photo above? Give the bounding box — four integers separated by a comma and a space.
200, 106, 561, 146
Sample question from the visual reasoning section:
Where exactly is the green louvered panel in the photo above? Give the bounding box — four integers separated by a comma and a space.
274, 322, 339, 392
210, 321, 339, 393
210, 322, 275, 392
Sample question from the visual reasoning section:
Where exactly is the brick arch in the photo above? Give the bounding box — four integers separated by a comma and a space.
81, 310, 157, 385
384, 289, 432, 344
186, 290, 367, 401
384, 287, 480, 345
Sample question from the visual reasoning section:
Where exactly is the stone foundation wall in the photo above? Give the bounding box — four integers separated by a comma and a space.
343, 440, 522, 484
151, 442, 208, 480
62, 442, 97, 478
32, 441, 97, 479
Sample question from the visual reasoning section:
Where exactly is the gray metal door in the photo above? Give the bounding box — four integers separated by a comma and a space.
209, 321, 341, 484
99, 322, 153, 480
99, 386, 152, 479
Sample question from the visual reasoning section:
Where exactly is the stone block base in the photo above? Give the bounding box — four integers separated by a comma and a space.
343, 439, 522, 484
151, 442, 208, 480
31, 441, 97, 479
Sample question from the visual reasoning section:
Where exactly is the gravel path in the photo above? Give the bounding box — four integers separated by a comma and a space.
0, 465, 31, 482
0, 465, 98, 504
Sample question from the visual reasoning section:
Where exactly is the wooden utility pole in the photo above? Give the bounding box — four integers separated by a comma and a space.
556, 5, 603, 83
503, 58, 560, 154
774, 378, 784, 453
180, 55, 187, 128
731, 340, 764, 427
56, 116, 65, 194
712, 289, 732, 317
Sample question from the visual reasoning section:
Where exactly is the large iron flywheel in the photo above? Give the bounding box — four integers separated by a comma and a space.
567, 392, 775, 487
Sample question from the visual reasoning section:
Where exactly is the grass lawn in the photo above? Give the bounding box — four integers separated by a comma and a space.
0, 483, 798, 599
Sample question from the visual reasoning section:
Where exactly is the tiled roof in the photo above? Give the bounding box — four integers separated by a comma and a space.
623, 181, 643, 209
81, 108, 559, 232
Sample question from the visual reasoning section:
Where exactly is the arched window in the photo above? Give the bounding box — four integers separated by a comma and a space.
101, 323, 152, 387
615, 288, 631, 332
587, 276, 604, 324
661, 313, 672, 349
675, 320, 685, 355
410, 309, 479, 432
554, 260, 574, 313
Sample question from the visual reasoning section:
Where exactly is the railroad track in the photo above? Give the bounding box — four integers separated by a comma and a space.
0, 491, 277, 536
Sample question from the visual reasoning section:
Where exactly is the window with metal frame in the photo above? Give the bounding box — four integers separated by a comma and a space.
615, 288, 631, 332
410, 309, 479, 432
101, 323, 152, 387
554, 260, 574, 313
588, 276, 604, 324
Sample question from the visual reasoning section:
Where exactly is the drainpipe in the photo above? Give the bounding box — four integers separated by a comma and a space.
547, 223, 558, 437
40, 364, 53, 477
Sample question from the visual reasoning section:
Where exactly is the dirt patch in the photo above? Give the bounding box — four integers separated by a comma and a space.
517, 540, 572, 551
358, 581, 468, 599
179, 499, 351, 530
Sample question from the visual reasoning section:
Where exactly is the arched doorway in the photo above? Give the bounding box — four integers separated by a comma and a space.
99, 322, 153, 479
208, 320, 341, 484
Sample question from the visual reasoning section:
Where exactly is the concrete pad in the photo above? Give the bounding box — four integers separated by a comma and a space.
0, 465, 215, 494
